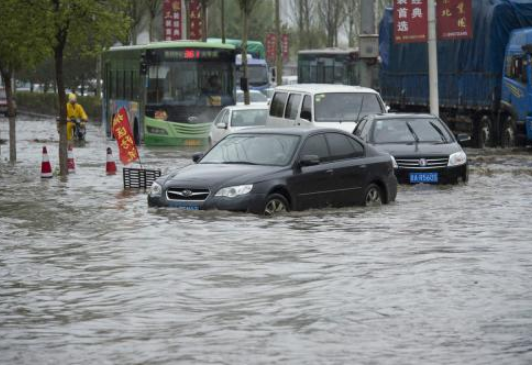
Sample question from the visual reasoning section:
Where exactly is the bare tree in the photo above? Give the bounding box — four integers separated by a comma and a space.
128, 0, 147, 45
317, 0, 346, 47
344, 0, 361, 48
146, 0, 163, 42
289, 0, 315, 49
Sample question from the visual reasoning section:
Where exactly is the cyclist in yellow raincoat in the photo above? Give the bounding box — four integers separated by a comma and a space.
66, 93, 88, 140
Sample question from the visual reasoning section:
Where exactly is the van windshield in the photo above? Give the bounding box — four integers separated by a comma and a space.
314, 93, 381, 122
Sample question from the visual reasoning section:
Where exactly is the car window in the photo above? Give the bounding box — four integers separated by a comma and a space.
325, 133, 362, 160
354, 118, 368, 136
222, 110, 230, 125
213, 109, 226, 125
314, 93, 364, 122
270, 92, 288, 117
359, 94, 383, 117
372, 118, 452, 144
231, 109, 268, 127
300, 95, 312, 121
299, 134, 329, 162
285, 93, 302, 120
250, 91, 268, 103
201, 133, 300, 166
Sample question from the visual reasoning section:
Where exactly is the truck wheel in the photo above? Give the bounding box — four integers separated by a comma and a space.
501, 116, 516, 148
475, 115, 492, 148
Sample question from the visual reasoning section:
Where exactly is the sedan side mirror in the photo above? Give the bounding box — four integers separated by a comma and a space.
299, 154, 320, 167
192, 152, 204, 163
456, 133, 471, 143
216, 122, 227, 129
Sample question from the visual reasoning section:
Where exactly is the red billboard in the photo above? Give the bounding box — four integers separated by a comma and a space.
266, 33, 289, 62
163, 0, 182, 41
437, 0, 473, 40
189, 0, 202, 40
394, 0, 428, 43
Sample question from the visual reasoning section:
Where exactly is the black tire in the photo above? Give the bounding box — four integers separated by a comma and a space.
501, 116, 516, 148
364, 184, 383, 207
263, 193, 289, 216
475, 115, 492, 148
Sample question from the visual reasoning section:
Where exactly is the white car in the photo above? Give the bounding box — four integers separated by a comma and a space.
236, 89, 268, 105
266, 84, 387, 134
209, 105, 269, 145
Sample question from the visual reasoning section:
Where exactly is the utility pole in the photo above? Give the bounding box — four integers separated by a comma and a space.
359, 0, 376, 88
275, 0, 283, 86
427, 0, 440, 116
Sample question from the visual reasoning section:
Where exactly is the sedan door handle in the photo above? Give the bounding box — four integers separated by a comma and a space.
325, 169, 334, 174
359, 165, 367, 169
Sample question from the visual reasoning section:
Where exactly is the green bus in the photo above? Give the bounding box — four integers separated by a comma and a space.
102, 41, 236, 146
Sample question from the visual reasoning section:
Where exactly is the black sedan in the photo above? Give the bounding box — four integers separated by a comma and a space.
354, 113, 469, 184
148, 128, 397, 215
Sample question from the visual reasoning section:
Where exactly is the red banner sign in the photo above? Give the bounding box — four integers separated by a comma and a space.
112, 108, 139, 165
163, 0, 182, 41
266, 33, 289, 62
189, 0, 202, 40
437, 0, 473, 40
394, 0, 428, 43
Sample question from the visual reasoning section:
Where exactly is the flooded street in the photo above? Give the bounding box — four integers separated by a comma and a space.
1, 117, 532, 364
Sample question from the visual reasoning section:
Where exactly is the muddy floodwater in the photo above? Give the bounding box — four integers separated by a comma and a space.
1, 117, 532, 364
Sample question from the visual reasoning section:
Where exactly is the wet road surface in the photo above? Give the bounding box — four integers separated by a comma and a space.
1, 117, 532, 364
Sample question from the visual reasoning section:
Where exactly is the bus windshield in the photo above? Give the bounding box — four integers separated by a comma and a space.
236, 65, 269, 86
147, 61, 234, 106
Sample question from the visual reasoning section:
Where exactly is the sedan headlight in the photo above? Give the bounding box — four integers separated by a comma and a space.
215, 184, 253, 198
448, 151, 467, 166
149, 182, 163, 197
390, 155, 398, 169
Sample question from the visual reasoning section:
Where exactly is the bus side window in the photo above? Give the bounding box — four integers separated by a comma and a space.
300, 95, 312, 121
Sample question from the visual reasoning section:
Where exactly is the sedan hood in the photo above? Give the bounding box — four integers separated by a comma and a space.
164, 163, 284, 189
371, 142, 462, 157
314, 121, 357, 134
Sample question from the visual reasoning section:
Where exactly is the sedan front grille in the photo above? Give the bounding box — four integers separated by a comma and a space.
166, 188, 210, 201
395, 156, 449, 169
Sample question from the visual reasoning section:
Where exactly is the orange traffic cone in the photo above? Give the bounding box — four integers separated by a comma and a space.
67, 144, 76, 173
41, 146, 53, 178
106, 147, 117, 175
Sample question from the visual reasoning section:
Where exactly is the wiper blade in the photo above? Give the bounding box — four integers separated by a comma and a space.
223, 161, 259, 165
429, 121, 448, 143
406, 122, 420, 143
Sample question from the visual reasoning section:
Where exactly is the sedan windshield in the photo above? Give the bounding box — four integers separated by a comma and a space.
372, 118, 453, 144
231, 109, 267, 127
201, 134, 300, 166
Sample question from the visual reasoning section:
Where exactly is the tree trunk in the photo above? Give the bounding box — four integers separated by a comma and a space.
54, 44, 68, 177
201, 1, 208, 41
275, 0, 283, 86
0, 67, 16, 164
96, 55, 102, 98
242, 5, 250, 105
185, 0, 191, 39
221, 0, 225, 43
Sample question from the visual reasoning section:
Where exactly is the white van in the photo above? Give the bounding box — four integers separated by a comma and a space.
266, 84, 386, 133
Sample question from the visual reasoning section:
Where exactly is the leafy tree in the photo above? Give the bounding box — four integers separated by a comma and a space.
36, 0, 129, 176
0, 0, 48, 163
